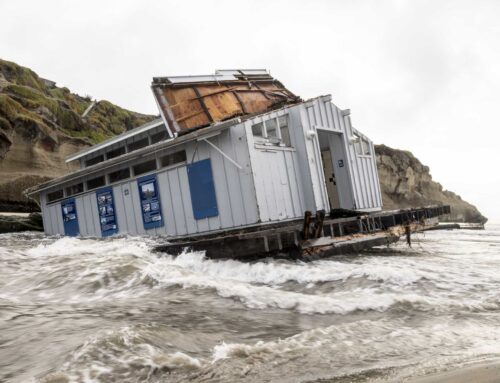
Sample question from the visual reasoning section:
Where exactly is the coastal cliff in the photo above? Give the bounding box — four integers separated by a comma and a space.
375, 144, 486, 223
0, 59, 156, 211
0, 59, 487, 223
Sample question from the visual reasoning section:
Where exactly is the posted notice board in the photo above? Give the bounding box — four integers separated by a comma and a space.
96, 187, 118, 237
137, 174, 164, 230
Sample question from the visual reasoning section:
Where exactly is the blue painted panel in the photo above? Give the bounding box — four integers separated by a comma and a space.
187, 159, 219, 220
96, 187, 119, 237
61, 198, 79, 236
137, 174, 164, 230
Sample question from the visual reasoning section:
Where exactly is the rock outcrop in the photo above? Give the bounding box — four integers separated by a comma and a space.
0, 213, 43, 233
375, 144, 487, 223
0, 59, 156, 211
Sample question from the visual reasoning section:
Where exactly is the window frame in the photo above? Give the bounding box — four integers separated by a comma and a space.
108, 167, 131, 184
132, 159, 158, 176
251, 114, 292, 148
160, 150, 187, 169
86, 175, 106, 191
65, 183, 84, 197
47, 189, 64, 203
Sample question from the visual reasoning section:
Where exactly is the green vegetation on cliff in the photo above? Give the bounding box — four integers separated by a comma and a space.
0, 58, 156, 212
0, 58, 155, 153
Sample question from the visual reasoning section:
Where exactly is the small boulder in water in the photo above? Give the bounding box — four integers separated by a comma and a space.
0, 212, 43, 233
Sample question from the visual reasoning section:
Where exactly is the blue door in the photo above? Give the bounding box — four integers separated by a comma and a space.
137, 174, 164, 230
187, 159, 219, 220
96, 187, 119, 237
61, 198, 80, 236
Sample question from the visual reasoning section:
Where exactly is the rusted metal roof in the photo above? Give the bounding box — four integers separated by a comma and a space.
151, 69, 300, 135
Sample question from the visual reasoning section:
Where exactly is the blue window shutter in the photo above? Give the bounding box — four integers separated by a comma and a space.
187, 159, 219, 220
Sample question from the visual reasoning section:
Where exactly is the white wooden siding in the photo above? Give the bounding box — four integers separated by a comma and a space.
39, 95, 382, 237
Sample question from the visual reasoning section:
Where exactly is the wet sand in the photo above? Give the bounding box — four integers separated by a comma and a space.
407, 361, 500, 383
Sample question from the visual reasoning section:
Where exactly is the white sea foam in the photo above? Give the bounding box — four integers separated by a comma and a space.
211, 317, 500, 366
47, 326, 203, 383
159, 251, 425, 286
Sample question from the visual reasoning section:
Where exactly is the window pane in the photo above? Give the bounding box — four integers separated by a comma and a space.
85, 154, 104, 167
150, 130, 168, 144
109, 168, 130, 183
278, 115, 291, 146
127, 137, 149, 152
353, 133, 362, 155
160, 150, 187, 168
66, 183, 83, 196
87, 176, 106, 190
265, 118, 277, 138
133, 159, 157, 176
47, 189, 63, 202
107, 146, 125, 160
252, 122, 263, 137
362, 139, 371, 155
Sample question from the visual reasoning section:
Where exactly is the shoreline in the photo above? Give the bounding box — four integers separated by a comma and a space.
404, 360, 500, 383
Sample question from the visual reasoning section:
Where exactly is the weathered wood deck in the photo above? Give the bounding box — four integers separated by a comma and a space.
154, 205, 451, 261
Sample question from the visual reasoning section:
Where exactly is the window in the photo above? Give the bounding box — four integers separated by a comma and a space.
252, 122, 263, 137
85, 154, 104, 167
160, 150, 187, 168
108, 168, 130, 183
133, 159, 157, 176
150, 131, 168, 144
66, 183, 84, 196
87, 176, 106, 190
278, 115, 291, 147
353, 133, 363, 155
47, 189, 63, 202
265, 119, 278, 138
127, 137, 149, 152
107, 146, 125, 160
362, 139, 371, 155
251, 115, 292, 147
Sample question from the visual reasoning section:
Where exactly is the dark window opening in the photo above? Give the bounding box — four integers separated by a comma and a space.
127, 137, 149, 152
85, 154, 104, 167
133, 159, 157, 176
47, 189, 63, 203
109, 168, 130, 183
252, 122, 263, 137
107, 146, 125, 160
150, 131, 168, 144
66, 183, 84, 196
87, 176, 106, 190
160, 150, 187, 168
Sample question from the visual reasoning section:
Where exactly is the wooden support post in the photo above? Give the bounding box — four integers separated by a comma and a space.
313, 210, 325, 239
339, 223, 344, 236
303, 211, 312, 240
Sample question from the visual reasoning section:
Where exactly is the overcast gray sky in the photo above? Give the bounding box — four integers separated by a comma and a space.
2, 0, 499, 222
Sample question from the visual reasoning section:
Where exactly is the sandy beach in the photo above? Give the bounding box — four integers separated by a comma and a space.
407, 361, 500, 383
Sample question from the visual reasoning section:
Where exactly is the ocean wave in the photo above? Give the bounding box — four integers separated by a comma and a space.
151, 250, 426, 286
40, 326, 202, 383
